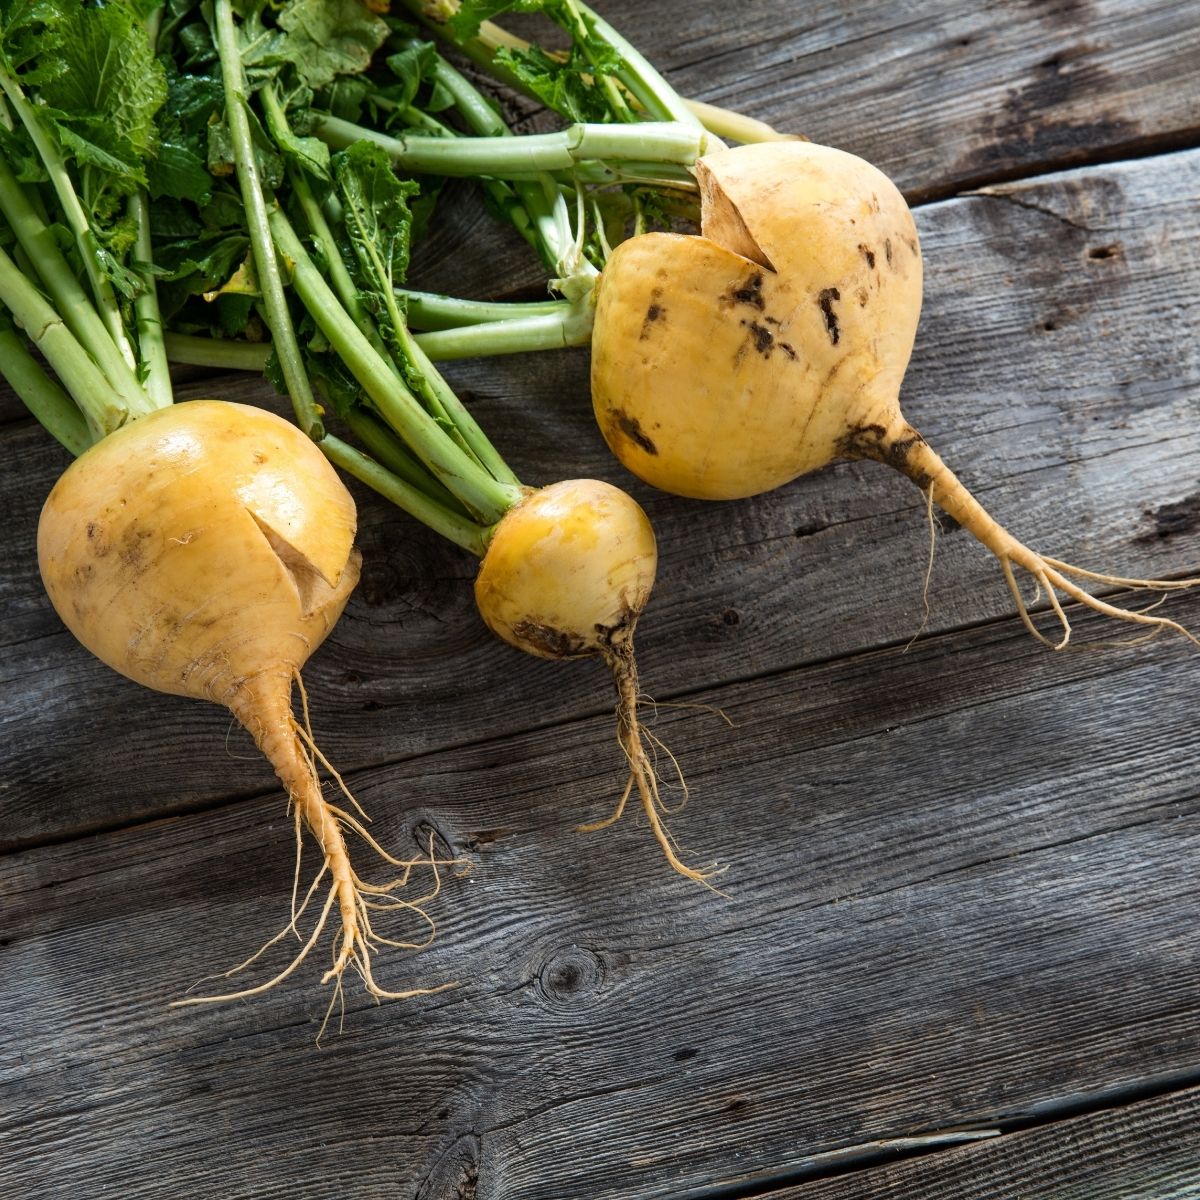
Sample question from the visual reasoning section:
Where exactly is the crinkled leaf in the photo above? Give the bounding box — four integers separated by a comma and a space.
334, 140, 419, 288
149, 66, 223, 202
0, 0, 67, 79
39, 0, 167, 181
273, 0, 388, 90
494, 34, 622, 123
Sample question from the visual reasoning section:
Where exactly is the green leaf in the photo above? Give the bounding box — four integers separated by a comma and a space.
38, 1, 167, 181
445, 0, 552, 42
0, 0, 67, 79
334, 140, 419, 289
273, 0, 389, 91
332, 140, 425, 392
384, 41, 437, 112
147, 141, 214, 203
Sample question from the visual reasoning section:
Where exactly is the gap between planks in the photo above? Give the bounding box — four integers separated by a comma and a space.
671, 1064, 1200, 1200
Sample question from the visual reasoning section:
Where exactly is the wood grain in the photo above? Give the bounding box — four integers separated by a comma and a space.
780, 1084, 1200, 1198
3, 593, 1199, 1199
3, 6, 1200, 1195
4, 148, 1198, 847
592, 0, 1200, 201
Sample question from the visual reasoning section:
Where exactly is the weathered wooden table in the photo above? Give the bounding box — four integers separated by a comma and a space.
4, 3, 1200, 1196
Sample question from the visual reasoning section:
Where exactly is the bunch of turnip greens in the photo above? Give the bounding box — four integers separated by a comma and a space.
154, 0, 720, 884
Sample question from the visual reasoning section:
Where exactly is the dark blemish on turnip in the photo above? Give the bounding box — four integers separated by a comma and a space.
727, 272, 766, 310
510, 619, 588, 659
780, 342, 797, 360
614, 410, 659, 456
818, 288, 841, 344
906, 235, 919, 257
765, 316, 781, 326
594, 601, 638, 649
884, 238, 894, 267
859, 244, 876, 269
86, 522, 98, 539
838, 422, 931, 487
858, 287, 869, 306
743, 319, 775, 355
639, 289, 665, 340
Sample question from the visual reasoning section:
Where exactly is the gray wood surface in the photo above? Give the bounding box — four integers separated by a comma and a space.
2, 3, 1199, 1199
786, 1084, 1200, 1198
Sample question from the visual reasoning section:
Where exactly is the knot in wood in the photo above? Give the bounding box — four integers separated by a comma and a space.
536, 945, 604, 1005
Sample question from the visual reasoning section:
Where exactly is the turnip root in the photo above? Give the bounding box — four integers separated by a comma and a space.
474, 479, 705, 879
38, 400, 451, 1002
592, 141, 1197, 648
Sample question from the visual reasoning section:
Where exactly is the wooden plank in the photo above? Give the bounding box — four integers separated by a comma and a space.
776, 1084, 1200, 1198
595, 0, 1200, 200
4, 148, 1199, 847
3, 594, 1199, 1198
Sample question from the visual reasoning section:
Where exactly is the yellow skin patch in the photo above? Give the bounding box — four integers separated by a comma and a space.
475, 478, 657, 660
591, 141, 923, 500
38, 399, 359, 702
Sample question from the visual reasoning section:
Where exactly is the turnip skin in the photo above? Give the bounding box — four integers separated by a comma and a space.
38, 401, 447, 1002
593, 142, 921, 501
592, 142, 1196, 647
39, 401, 358, 700
475, 478, 656, 661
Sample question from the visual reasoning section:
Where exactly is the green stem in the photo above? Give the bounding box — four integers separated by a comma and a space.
164, 332, 271, 371
571, 0, 702, 128
340, 407, 465, 512
408, 47, 564, 267
0, 245, 127, 439
166, 318, 585, 367
213, 0, 323, 439
0, 323, 92, 455
399, 0, 704, 131
321, 436, 490, 558
401, 290, 572, 329
315, 116, 710, 178
129, 7, 170, 408
128, 190, 172, 410
0, 61, 138, 368
416, 306, 594, 361
405, 48, 573, 270
562, 0, 635, 122
425, 52, 507, 137
269, 207, 522, 522
263, 95, 382, 351
0, 155, 151, 415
